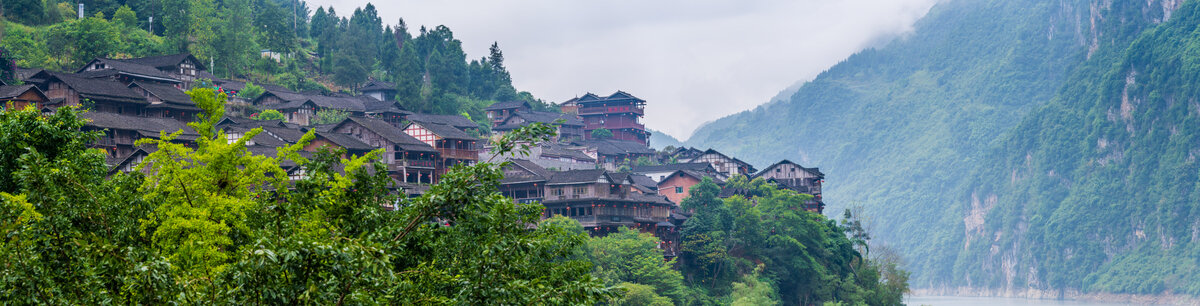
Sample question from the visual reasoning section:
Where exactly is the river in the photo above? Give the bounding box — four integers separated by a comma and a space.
906, 296, 1146, 306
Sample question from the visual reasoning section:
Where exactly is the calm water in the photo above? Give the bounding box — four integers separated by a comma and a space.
906, 296, 1146, 306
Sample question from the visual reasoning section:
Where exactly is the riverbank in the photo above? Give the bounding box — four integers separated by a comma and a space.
909, 288, 1200, 305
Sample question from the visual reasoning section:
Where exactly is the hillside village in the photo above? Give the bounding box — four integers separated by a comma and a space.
0, 52, 826, 251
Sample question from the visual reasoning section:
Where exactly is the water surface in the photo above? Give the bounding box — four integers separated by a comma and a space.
906, 296, 1143, 306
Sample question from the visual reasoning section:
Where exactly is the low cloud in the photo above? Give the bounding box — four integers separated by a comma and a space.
308, 0, 938, 140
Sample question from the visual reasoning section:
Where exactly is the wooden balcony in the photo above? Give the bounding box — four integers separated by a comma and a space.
578, 106, 644, 116
584, 121, 645, 131
438, 148, 479, 160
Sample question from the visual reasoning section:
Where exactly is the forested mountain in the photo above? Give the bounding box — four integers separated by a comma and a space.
685, 0, 1185, 293
954, 1, 1200, 295
0, 0, 552, 128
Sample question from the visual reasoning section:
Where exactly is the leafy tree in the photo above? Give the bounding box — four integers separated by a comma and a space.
4, 0, 45, 25
312, 109, 349, 125
71, 14, 121, 65
730, 265, 780, 306
237, 82, 265, 100
332, 53, 367, 89
587, 227, 686, 303
253, 109, 284, 121
591, 128, 613, 140
612, 282, 672, 306
214, 0, 257, 78
112, 5, 138, 28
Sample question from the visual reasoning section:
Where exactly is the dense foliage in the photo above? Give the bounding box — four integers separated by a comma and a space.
0, 90, 615, 303
685, 0, 1184, 292
0, 0, 557, 129
951, 0, 1200, 295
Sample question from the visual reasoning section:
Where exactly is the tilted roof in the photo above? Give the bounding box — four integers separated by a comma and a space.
122, 53, 206, 70
308, 95, 367, 112
500, 159, 553, 184
0, 85, 46, 100
572, 139, 654, 156
129, 81, 194, 106
632, 162, 717, 174
754, 159, 824, 178
81, 111, 197, 137
406, 113, 478, 130
410, 121, 475, 140
547, 169, 611, 185
47, 72, 147, 104
484, 100, 531, 111
360, 80, 396, 92
340, 117, 435, 152
78, 58, 180, 83
315, 132, 375, 151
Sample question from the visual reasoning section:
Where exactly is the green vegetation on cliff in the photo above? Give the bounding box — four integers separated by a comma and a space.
686, 0, 1183, 292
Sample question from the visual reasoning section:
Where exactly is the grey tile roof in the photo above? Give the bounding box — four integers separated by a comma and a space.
632, 162, 716, 174
754, 159, 824, 178
406, 113, 478, 130
484, 100, 530, 111
547, 169, 609, 185
359, 80, 395, 92
316, 132, 375, 151
122, 53, 206, 70
81, 111, 197, 137
130, 82, 191, 104
0, 85, 43, 99
308, 95, 367, 112
49, 72, 148, 104
572, 139, 654, 156
411, 121, 475, 140
342, 117, 436, 152
78, 58, 180, 83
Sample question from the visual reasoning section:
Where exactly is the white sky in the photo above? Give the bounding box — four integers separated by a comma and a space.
306, 0, 939, 140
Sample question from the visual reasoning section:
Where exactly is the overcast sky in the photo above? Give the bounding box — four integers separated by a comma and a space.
306, 0, 939, 140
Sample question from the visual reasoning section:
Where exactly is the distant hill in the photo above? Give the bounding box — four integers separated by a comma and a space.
647, 128, 682, 150
685, 0, 1179, 292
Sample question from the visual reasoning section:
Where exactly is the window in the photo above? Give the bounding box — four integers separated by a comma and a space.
551, 188, 564, 196
573, 186, 587, 195
675, 186, 683, 194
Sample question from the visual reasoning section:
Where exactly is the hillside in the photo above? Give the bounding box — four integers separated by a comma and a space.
685, 0, 1179, 289
952, 1, 1200, 295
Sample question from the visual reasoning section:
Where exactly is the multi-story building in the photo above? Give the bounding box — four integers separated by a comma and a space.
404, 119, 480, 177
573, 91, 650, 145
330, 117, 440, 184
484, 100, 531, 127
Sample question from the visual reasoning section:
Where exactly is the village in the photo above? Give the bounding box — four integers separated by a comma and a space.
0, 52, 826, 255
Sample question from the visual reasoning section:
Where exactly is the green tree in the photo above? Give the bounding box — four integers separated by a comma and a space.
587, 227, 686, 303
112, 5, 138, 28
4, 0, 45, 25
253, 109, 284, 121
312, 108, 349, 125
613, 282, 672, 306
237, 82, 265, 100
214, 0, 257, 78
591, 128, 613, 140
72, 15, 121, 65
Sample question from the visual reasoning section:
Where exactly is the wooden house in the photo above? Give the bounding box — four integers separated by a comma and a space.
0, 84, 49, 110
363, 100, 411, 128
404, 119, 480, 177
632, 162, 725, 183
754, 160, 825, 213
484, 100, 531, 126
306, 132, 375, 158
541, 169, 677, 241
685, 149, 757, 178
491, 111, 584, 141
77, 58, 183, 86
498, 159, 552, 204
575, 91, 650, 145
119, 53, 207, 86
36, 72, 150, 115
127, 82, 201, 122
571, 139, 656, 171
360, 80, 396, 101
405, 113, 479, 133
331, 117, 439, 184
81, 111, 197, 159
